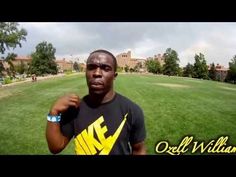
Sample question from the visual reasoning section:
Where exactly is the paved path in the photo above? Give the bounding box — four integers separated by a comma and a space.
0, 73, 81, 88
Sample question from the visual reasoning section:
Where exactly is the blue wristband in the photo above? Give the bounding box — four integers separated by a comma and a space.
47, 113, 61, 123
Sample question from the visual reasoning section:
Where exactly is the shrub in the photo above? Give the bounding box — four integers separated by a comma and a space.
4, 77, 12, 84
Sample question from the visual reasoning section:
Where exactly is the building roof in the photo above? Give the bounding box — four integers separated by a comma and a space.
15, 56, 32, 60
56, 58, 73, 64
208, 64, 229, 71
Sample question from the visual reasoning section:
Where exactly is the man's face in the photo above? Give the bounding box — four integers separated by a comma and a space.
86, 52, 116, 95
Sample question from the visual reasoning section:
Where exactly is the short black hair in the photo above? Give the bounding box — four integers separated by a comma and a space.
88, 49, 117, 72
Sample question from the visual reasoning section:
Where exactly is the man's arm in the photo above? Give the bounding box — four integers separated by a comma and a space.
46, 94, 80, 154
132, 141, 146, 155
46, 121, 71, 154
129, 102, 146, 155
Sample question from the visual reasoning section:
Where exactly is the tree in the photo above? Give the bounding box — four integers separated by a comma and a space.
5, 53, 17, 77
0, 22, 27, 76
134, 62, 143, 72
208, 62, 217, 81
193, 53, 209, 79
183, 63, 194, 77
124, 65, 129, 72
30, 41, 58, 76
73, 61, 80, 72
129, 68, 135, 73
0, 22, 27, 54
15, 60, 27, 74
117, 66, 123, 72
0, 61, 4, 77
177, 67, 183, 77
79, 63, 85, 72
226, 55, 236, 84
145, 58, 162, 74
163, 48, 180, 76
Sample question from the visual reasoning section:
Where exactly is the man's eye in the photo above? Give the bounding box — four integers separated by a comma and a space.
101, 65, 112, 71
87, 64, 97, 70
87, 64, 112, 71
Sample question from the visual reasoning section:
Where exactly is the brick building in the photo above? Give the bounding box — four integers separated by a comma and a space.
14, 56, 74, 72
154, 54, 165, 66
116, 51, 146, 71
147, 53, 165, 66
1, 56, 75, 73
12, 56, 32, 66
208, 63, 229, 81
56, 58, 73, 72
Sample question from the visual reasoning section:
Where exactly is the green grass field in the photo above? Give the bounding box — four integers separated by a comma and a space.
0, 73, 236, 155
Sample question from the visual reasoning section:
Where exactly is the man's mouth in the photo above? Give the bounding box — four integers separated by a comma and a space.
90, 81, 104, 89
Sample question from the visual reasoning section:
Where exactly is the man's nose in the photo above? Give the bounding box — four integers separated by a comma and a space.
93, 67, 102, 77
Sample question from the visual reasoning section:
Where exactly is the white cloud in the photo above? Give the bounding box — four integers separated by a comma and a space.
132, 38, 162, 59
179, 40, 212, 66
7, 22, 236, 68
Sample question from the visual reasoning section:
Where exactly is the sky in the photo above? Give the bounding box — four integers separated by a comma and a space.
8, 22, 236, 67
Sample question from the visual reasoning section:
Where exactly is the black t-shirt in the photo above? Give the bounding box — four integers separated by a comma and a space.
61, 93, 146, 155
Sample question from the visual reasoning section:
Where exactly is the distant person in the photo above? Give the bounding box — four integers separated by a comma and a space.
46, 49, 146, 155
32, 74, 37, 82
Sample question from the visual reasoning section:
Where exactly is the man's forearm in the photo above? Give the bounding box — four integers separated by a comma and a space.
132, 141, 147, 155
46, 122, 70, 154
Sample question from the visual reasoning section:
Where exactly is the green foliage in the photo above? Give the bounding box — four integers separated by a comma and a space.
3, 77, 12, 84
65, 69, 73, 75
177, 67, 183, 77
0, 76, 3, 85
4, 53, 17, 77
163, 48, 180, 76
124, 65, 129, 72
145, 58, 162, 74
0, 23, 27, 77
117, 66, 123, 72
0, 61, 4, 76
226, 55, 236, 84
183, 63, 194, 77
15, 77, 26, 82
73, 62, 79, 72
15, 61, 27, 74
0, 22, 27, 54
134, 62, 143, 72
129, 68, 134, 73
208, 63, 217, 81
30, 41, 58, 76
193, 53, 209, 79
79, 64, 85, 72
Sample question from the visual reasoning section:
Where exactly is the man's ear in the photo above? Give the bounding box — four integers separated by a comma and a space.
114, 72, 118, 78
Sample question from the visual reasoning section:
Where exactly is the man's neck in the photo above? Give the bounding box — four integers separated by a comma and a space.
89, 90, 115, 105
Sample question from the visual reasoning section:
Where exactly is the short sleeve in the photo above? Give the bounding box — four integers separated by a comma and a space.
129, 105, 146, 145
60, 120, 74, 139
60, 106, 78, 139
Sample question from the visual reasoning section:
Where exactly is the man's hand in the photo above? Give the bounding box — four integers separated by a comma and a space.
46, 94, 80, 154
50, 94, 80, 115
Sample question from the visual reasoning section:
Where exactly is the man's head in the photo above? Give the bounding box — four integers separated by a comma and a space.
86, 49, 118, 96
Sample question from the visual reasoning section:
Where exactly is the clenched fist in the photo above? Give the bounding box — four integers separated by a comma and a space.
49, 94, 80, 116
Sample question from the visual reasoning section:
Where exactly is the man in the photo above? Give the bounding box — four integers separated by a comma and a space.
46, 49, 146, 155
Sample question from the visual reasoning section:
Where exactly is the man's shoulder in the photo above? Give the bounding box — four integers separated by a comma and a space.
61, 106, 79, 125
116, 93, 142, 111
81, 95, 89, 102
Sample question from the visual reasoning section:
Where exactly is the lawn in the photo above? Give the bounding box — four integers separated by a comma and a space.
0, 73, 236, 155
